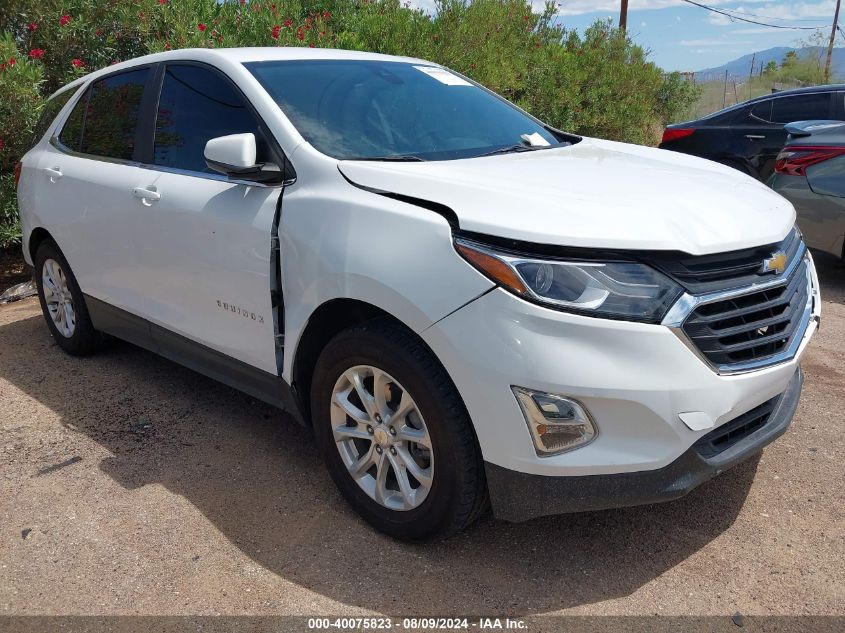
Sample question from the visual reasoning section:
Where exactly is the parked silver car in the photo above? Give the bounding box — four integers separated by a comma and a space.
770, 120, 845, 260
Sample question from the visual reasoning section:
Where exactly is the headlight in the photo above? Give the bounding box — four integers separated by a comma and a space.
455, 238, 683, 322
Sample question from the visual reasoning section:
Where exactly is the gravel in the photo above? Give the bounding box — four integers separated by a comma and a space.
0, 253, 843, 618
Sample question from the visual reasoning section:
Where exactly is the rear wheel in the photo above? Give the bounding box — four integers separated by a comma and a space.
311, 319, 488, 540
34, 240, 101, 355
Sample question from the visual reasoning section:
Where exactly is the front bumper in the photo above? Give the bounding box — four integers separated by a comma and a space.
485, 369, 802, 522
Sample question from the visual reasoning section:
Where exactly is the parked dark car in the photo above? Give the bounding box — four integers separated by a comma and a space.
769, 120, 845, 260
660, 84, 845, 181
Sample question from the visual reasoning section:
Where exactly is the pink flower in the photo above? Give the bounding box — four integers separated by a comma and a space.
71, 58, 84, 68
323, 11, 330, 18
159, 0, 167, 4
8, 57, 15, 66
29, 49, 45, 60
296, 27, 304, 40
27, 22, 37, 32
197, 23, 206, 32
284, 18, 292, 27
59, 14, 71, 27
271, 25, 281, 39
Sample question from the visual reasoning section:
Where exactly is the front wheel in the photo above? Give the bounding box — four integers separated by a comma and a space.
311, 319, 488, 540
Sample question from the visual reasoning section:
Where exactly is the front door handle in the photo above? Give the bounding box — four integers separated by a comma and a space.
744, 134, 766, 139
44, 166, 63, 182
132, 186, 161, 206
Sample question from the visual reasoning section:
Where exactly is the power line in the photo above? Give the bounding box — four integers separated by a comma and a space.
680, 0, 826, 30
711, 6, 829, 23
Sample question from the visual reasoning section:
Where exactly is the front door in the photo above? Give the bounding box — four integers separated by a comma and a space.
131, 63, 285, 374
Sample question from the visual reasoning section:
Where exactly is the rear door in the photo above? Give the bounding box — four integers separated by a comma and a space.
753, 91, 837, 179
130, 62, 286, 374
32, 67, 154, 314
738, 99, 785, 178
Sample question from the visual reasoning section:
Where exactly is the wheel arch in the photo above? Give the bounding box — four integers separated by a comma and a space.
27, 227, 56, 265
291, 298, 398, 423
290, 298, 470, 431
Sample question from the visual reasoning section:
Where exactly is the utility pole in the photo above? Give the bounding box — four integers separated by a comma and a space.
824, 0, 842, 83
749, 52, 756, 81
620, 0, 629, 32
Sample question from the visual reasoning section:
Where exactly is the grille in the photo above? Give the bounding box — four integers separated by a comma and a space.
646, 228, 802, 294
693, 395, 778, 459
681, 257, 810, 367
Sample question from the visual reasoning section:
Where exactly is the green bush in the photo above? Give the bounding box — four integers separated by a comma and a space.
0, 173, 21, 247
0, 33, 42, 248
0, 0, 699, 249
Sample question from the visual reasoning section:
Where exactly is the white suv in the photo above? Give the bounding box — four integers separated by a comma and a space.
16, 48, 821, 539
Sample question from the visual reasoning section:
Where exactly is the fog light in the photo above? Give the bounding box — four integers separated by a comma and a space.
512, 387, 598, 456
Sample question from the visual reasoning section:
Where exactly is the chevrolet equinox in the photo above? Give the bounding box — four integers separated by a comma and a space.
16, 48, 821, 539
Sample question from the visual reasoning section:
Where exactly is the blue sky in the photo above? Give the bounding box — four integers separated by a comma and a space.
413, 1, 842, 72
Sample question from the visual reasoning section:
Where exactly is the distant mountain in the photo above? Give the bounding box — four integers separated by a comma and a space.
695, 46, 845, 82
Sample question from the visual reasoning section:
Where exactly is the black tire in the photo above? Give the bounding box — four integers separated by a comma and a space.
311, 318, 488, 540
34, 239, 101, 356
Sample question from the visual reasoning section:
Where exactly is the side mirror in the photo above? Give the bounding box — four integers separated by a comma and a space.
204, 133, 282, 183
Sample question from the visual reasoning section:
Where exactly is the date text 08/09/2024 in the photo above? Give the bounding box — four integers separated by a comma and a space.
307, 618, 528, 630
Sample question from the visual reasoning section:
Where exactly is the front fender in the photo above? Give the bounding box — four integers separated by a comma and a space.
278, 177, 493, 383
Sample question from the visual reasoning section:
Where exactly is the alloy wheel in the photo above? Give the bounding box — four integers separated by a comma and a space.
330, 365, 433, 511
42, 258, 76, 338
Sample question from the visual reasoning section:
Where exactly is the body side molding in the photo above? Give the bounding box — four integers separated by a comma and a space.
86, 295, 305, 423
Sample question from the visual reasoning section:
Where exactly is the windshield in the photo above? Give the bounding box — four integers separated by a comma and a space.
245, 60, 562, 161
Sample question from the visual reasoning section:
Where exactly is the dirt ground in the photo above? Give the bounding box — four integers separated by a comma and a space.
0, 252, 843, 625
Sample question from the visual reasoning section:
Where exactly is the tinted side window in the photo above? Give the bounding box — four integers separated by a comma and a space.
32, 88, 75, 145
154, 65, 264, 173
58, 69, 148, 159
81, 69, 148, 160
770, 93, 831, 124
750, 100, 772, 122
57, 89, 87, 152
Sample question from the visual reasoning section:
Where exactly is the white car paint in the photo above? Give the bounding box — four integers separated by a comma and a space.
338, 137, 796, 255
17, 48, 818, 508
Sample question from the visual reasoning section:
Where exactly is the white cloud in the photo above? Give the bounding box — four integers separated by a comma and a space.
707, 2, 834, 26
680, 38, 727, 45
679, 38, 753, 45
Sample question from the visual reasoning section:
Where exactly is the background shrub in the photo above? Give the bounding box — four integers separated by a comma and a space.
0, 0, 699, 250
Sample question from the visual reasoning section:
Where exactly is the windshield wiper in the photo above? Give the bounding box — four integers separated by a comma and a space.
479, 144, 548, 157
348, 155, 427, 162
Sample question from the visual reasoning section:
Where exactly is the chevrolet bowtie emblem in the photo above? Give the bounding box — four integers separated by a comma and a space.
761, 251, 788, 275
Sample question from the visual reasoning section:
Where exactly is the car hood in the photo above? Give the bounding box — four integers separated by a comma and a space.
338, 137, 796, 255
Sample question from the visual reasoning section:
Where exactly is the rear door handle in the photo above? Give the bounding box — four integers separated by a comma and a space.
744, 134, 766, 139
132, 187, 161, 206
44, 166, 63, 182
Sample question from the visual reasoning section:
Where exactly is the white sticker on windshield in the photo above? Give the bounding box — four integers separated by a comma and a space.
413, 66, 472, 86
